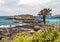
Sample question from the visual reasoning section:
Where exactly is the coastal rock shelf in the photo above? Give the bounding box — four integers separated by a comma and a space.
0, 27, 33, 40
0, 23, 34, 32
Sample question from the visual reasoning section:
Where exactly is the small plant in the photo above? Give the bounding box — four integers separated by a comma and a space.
11, 27, 60, 42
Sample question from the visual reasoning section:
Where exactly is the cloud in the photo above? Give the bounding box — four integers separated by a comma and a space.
0, 0, 60, 16
0, 0, 5, 4
18, 0, 60, 16
18, 0, 51, 5
0, 6, 17, 13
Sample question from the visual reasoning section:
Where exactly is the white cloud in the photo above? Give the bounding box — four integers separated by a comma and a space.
0, 6, 17, 13
0, 0, 60, 16
0, 0, 5, 4
18, 0, 51, 5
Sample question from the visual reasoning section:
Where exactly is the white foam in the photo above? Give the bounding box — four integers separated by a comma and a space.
18, 24, 23, 26
0, 25, 10, 28
11, 25, 16, 27
0, 25, 16, 28
0, 23, 28, 28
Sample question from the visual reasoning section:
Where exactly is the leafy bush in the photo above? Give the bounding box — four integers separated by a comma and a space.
11, 27, 60, 42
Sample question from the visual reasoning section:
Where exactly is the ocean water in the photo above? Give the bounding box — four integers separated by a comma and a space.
0, 16, 21, 25
36, 16, 60, 22
0, 16, 60, 25
46, 18, 60, 22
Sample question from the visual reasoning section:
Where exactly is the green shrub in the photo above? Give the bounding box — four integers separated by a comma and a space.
11, 27, 60, 42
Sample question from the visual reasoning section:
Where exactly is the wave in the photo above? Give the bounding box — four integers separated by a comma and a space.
0, 23, 28, 28
0, 25, 15, 28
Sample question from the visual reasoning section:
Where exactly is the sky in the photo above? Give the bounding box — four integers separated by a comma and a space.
0, 0, 60, 16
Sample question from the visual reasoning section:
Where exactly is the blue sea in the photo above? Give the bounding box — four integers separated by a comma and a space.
0, 16, 21, 25
0, 16, 60, 25
36, 16, 60, 22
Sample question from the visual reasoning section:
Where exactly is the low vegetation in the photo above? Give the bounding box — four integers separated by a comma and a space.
14, 14, 35, 19
11, 26, 60, 42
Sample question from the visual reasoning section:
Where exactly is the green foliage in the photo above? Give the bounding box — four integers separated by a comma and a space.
11, 26, 60, 42
14, 14, 35, 19
38, 8, 52, 24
